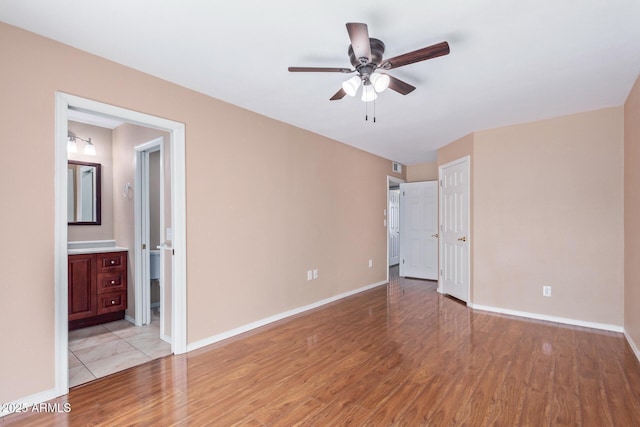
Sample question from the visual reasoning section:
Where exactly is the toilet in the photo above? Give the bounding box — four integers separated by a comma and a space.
150, 250, 160, 280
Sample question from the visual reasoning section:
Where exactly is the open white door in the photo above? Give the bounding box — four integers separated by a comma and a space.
439, 157, 470, 302
399, 181, 438, 280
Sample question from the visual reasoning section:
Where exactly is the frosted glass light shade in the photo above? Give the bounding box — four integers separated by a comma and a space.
342, 75, 361, 97
67, 137, 78, 153
361, 84, 377, 102
84, 139, 96, 156
370, 72, 390, 93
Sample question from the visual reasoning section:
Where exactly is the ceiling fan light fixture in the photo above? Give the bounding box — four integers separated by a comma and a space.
361, 84, 377, 102
370, 72, 390, 93
342, 75, 361, 96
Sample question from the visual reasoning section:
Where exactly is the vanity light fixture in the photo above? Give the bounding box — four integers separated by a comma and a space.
67, 131, 96, 155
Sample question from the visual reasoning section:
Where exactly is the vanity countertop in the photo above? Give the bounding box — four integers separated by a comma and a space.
68, 246, 128, 255
67, 240, 128, 255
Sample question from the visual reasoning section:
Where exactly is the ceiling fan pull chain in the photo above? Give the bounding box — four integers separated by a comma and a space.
365, 99, 368, 121
373, 98, 376, 123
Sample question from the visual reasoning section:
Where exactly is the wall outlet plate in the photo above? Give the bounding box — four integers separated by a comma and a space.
543, 285, 552, 297
313, 269, 318, 280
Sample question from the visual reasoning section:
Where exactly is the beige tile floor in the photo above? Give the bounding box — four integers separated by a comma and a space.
69, 311, 171, 387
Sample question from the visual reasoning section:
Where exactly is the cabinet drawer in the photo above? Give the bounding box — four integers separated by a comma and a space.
97, 271, 127, 294
97, 291, 127, 314
97, 252, 127, 272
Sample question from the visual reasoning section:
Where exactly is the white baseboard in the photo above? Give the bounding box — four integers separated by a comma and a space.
0, 388, 61, 416
124, 314, 135, 324
187, 280, 387, 352
469, 303, 624, 333
624, 330, 640, 363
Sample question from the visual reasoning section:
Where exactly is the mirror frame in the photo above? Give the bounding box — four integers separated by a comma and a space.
68, 160, 102, 225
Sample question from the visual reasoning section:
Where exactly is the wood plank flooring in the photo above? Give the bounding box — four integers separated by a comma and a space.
4, 270, 640, 426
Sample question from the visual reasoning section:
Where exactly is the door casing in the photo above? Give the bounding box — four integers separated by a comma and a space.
54, 93, 187, 398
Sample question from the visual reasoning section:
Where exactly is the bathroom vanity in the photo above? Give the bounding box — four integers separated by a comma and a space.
68, 243, 128, 330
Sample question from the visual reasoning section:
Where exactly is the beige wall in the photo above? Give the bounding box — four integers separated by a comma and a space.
437, 133, 474, 167
0, 22, 401, 403
67, 121, 114, 242
406, 162, 437, 182
625, 75, 640, 346
473, 108, 624, 325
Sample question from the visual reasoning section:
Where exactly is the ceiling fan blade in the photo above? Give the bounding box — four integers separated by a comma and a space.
387, 75, 416, 95
382, 41, 450, 70
330, 88, 347, 101
288, 67, 354, 73
346, 22, 372, 64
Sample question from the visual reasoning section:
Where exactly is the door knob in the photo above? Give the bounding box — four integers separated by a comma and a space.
432, 233, 439, 238
458, 236, 467, 242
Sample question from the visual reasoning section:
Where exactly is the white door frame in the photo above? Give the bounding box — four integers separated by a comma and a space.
386, 175, 405, 282
134, 138, 163, 330
438, 156, 471, 301
54, 92, 187, 398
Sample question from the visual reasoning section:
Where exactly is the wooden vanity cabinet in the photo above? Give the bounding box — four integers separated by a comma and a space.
68, 251, 128, 330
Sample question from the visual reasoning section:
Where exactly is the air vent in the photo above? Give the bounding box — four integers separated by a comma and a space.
392, 162, 402, 173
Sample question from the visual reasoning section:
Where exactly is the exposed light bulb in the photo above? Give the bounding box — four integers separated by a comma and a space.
342, 75, 361, 97
370, 72, 390, 93
361, 84, 377, 102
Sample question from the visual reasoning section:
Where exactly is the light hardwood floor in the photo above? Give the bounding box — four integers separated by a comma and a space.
4, 269, 640, 425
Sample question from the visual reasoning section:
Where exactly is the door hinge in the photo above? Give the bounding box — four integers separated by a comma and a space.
142, 243, 146, 250
440, 269, 443, 276
402, 259, 405, 264
440, 180, 442, 187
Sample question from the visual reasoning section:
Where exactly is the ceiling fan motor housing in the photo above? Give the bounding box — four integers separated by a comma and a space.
349, 38, 385, 69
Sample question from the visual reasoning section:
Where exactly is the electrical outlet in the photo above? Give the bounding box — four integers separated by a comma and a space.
313, 269, 318, 280
543, 285, 552, 297
307, 270, 312, 281
368, 259, 373, 268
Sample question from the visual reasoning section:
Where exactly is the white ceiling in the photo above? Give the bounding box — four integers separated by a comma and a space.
2, 1, 640, 164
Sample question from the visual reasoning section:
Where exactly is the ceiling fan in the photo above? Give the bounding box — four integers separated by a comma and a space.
288, 22, 450, 102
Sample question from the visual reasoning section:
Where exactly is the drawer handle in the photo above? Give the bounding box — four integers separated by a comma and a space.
110, 260, 115, 265
111, 280, 116, 284
111, 300, 116, 305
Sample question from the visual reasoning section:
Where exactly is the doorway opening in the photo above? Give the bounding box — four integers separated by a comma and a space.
386, 176, 405, 283
134, 138, 171, 342
55, 93, 186, 397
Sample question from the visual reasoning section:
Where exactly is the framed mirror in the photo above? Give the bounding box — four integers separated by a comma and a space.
68, 160, 101, 225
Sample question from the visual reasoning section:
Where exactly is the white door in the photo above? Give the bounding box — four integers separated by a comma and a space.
440, 157, 470, 302
139, 149, 152, 326
399, 181, 438, 280
388, 189, 400, 266
135, 139, 164, 329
